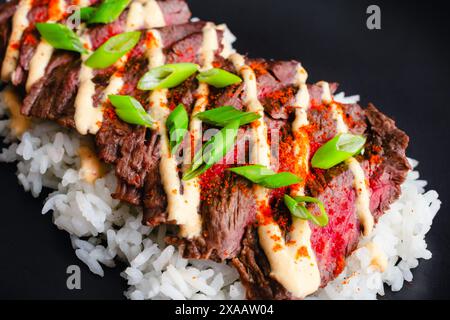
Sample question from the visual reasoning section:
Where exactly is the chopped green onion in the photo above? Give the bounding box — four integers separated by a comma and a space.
311, 133, 367, 169
196, 68, 242, 88
138, 63, 199, 91
68, 7, 97, 23
228, 165, 301, 189
108, 95, 152, 127
85, 31, 140, 69
166, 104, 189, 155
183, 120, 240, 180
35, 23, 87, 54
284, 195, 329, 227
79, 7, 97, 21
88, 0, 130, 24
81, 7, 98, 21
196, 106, 260, 127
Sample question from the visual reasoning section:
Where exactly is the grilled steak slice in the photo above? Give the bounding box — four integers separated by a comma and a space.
159, 0, 191, 25
159, 21, 206, 48
22, 52, 80, 127
3, 0, 190, 86
167, 170, 256, 262
13, 1, 193, 120
234, 98, 410, 299
247, 59, 298, 120
140, 28, 225, 220
143, 130, 167, 224
308, 103, 410, 285
0, 0, 18, 70
365, 104, 411, 219
96, 22, 209, 206
232, 227, 292, 300
11, 0, 51, 86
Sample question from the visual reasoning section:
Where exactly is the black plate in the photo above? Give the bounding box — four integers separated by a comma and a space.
1, 0, 449, 300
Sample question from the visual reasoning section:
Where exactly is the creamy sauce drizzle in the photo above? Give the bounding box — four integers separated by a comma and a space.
230, 54, 319, 298
75, 1, 164, 134
216, 24, 235, 59
99, 3, 146, 104
176, 22, 219, 237
1, 0, 33, 82
317, 81, 374, 236
126, 1, 146, 31
1, 87, 31, 136
287, 65, 322, 297
142, 0, 166, 28
74, 35, 103, 135
364, 242, 388, 272
145, 26, 221, 239
78, 144, 107, 183
26, 0, 67, 91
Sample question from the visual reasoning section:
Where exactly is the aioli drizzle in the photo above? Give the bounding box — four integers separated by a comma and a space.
142, 0, 166, 28
74, 34, 103, 135
1, 86, 31, 137
144, 23, 222, 238
230, 54, 321, 299
26, 0, 68, 91
178, 22, 219, 237
1, 0, 33, 82
317, 81, 374, 236
74, 0, 168, 134
286, 66, 322, 297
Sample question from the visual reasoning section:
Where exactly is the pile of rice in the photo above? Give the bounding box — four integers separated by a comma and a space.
0, 90, 441, 300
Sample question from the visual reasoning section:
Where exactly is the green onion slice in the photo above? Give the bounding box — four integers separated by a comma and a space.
311, 133, 367, 169
108, 95, 152, 127
68, 7, 97, 23
284, 195, 329, 227
35, 23, 87, 54
166, 104, 189, 155
138, 63, 199, 91
85, 31, 140, 69
77, 7, 97, 21
79, 7, 97, 21
88, 0, 130, 24
183, 120, 239, 180
196, 106, 260, 127
228, 165, 301, 189
196, 68, 242, 88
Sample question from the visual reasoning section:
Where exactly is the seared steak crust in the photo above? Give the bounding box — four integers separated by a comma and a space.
167, 171, 256, 262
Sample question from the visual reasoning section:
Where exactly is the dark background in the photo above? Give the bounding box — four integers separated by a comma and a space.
0, 0, 449, 299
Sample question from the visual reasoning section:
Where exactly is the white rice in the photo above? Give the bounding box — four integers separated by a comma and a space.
0, 90, 441, 300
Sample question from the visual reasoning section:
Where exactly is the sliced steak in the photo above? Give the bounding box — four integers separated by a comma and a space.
21, 51, 80, 127
159, 0, 191, 26
96, 22, 209, 205
21, 5, 193, 126
159, 21, 205, 48
251, 59, 297, 117
143, 131, 167, 225
12, 1, 57, 86
232, 227, 292, 300
166, 30, 224, 64
0, 0, 19, 73
364, 104, 410, 220
167, 169, 256, 262
235, 99, 410, 298
88, 10, 128, 50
